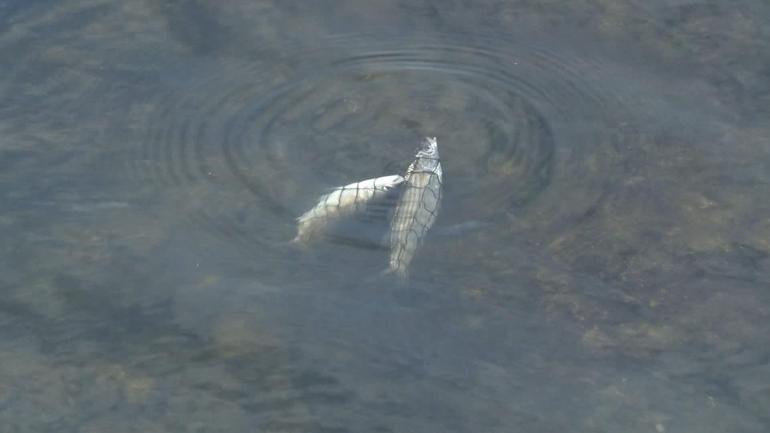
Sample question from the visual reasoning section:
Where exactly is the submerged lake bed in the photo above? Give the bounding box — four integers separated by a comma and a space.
1, 0, 769, 432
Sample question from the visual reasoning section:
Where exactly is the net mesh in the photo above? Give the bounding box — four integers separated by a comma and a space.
295, 139, 443, 277
388, 165, 443, 278
296, 176, 404, 247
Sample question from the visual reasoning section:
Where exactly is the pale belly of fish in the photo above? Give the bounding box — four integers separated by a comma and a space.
294, 174, 404, 244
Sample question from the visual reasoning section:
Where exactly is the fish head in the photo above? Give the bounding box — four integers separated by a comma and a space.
411, 137, 441, 173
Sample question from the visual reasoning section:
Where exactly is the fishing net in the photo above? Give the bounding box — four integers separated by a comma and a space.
388, 166, 443, 277
295, 138, 443, 276
296, 175, 405, 248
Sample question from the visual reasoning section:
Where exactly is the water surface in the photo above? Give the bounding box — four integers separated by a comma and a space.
1, 1, 769, 432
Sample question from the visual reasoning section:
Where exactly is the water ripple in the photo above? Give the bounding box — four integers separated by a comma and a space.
129, 32, 635, 279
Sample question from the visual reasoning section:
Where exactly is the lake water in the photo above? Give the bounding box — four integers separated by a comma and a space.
1, 1, 769, 432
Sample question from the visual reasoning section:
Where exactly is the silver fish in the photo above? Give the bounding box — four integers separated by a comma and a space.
389, 137, 443, 278
295, 174, 404, 244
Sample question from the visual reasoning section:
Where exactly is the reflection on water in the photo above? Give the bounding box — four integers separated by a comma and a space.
1, 0, 769, 431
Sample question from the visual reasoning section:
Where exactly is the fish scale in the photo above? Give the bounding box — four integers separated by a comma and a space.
389, 137, 443, 278
294, 174, 405, 244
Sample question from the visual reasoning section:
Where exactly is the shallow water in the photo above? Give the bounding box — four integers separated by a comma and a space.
1, 0, 769, 431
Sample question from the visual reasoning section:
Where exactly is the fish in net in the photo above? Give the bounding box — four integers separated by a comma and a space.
388, 137, 442, 279
294, 137, 443, 278
294, 174, 405, 245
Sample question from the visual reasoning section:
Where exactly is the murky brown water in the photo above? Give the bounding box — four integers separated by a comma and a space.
1, 1, 769, 432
